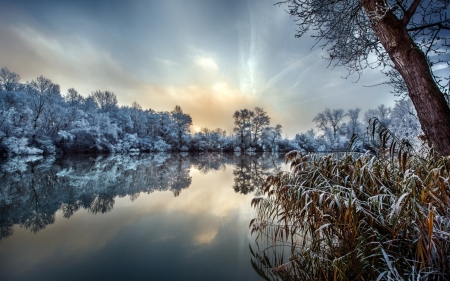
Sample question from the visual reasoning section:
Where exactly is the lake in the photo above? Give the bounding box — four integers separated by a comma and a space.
0, 152, 286, 281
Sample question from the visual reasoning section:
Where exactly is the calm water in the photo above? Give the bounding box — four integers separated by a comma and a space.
0, 152, 286, 281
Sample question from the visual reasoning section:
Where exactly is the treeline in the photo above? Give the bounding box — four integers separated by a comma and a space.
298, 102, 423, 153
0, 67, 422, 156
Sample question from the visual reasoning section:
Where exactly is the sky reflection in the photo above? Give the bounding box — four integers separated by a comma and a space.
0, 153, 285, 281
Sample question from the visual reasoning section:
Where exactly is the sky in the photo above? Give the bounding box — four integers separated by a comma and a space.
0, 0, 398, 137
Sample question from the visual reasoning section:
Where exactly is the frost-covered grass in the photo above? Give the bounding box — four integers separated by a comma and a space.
250, 150, 450, 280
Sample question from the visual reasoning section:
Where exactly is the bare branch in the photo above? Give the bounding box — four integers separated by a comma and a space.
407, 21, 450, 32
402, 0, 422, 26
395, 0, 407, 14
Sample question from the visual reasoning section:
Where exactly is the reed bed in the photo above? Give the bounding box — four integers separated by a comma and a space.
250, 148, 450, 280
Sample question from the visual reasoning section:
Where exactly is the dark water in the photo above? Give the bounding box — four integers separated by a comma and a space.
0, 152, 285, 281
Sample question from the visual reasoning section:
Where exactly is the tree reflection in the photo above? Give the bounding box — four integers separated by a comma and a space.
233, 153, 282, 195
20, 211, 55, 234
88, 193, 115, 214
0, 152, 284, 240
233, 157, 253, 194
0, 218, 13, 239
61, 201, 80, 219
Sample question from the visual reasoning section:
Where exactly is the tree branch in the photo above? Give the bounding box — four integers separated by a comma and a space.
407, 21, 450, 32
395, 0, 407, 14
402, 0, 422, 26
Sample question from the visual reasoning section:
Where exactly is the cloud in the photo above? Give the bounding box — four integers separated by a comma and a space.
194, 56, 219, 71
0, 24, 139, 96
155, 58, 178, 66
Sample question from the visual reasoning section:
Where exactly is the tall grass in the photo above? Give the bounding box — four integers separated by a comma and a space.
250, 143, 450, 280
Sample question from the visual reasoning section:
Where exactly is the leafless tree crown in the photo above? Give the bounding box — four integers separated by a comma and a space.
277, 0, 450, 99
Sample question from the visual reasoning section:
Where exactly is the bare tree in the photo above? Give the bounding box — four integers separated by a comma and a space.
90, 90, 118, 113
65, 88, 85, 107
312, 112, 329, 132
313, 108, 346, 139
0, 67, 21, 92
347, 108, 361, 135
27, 75, 61, 143
277, 0, 450, 155
364, 104, 392, 125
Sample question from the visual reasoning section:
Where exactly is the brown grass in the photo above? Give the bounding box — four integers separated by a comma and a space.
250, 148, 450, 280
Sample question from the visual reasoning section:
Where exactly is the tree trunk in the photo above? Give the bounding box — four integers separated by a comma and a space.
361, 0, 450, 156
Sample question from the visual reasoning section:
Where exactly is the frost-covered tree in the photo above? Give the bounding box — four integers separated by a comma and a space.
170, 105, 192, 149
251, 107, 271, 144
277, 0, 450, 155
294, 129, 319, 152
313, 108, 346, 139
2, 137, 43, 155
190, 127, 229, 152
0, 67, 21, 92
27, 76, 62, 146
364, 104, 392, 126
347, 108, 363, 135
389, 98, 423, 149
90, 90, 118, 114
261, 124, 283, 151
129, 102, 148, 137
64, 88, 85, 107
233, 109, 254, 149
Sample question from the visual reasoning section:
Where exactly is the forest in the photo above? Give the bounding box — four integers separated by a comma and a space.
0, 67, 423, 156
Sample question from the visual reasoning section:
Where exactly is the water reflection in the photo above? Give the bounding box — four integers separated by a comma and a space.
233, 155, 280, 195
0, 152, 286, 281
0, 153, 283, 240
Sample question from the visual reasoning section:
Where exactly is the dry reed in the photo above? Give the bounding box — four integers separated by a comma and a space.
250, 145, 450, 280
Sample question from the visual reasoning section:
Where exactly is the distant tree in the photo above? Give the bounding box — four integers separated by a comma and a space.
251, 107, 271, 144
0, 67, 21, 92
277, 0, 450, 155
200, 127, 211, 137
82, 96, 98, 113
90, 90, 118, 114
294, 129, 318, 152
27, 75, 61, 144
213, 128, 226, 137
376, 104, 391, 124
64, 88, 85, 107
364, 104, 392, 125
171, 105, 192, 149
311, 112, 329, 132
347, 108, 361, 135
129, 101, 146, 136
233, 109, 254, 149
313, 108, 346, 139
262, 124, 283, 151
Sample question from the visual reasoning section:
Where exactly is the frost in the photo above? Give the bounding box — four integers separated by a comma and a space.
2, 137, 43, 155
